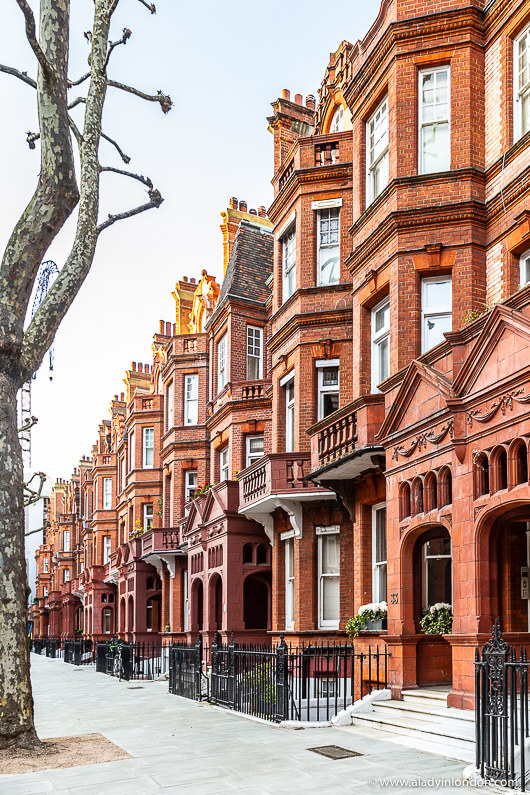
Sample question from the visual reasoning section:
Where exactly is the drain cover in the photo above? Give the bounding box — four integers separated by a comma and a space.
127, 686, 144, 690
308, 746, 363, 760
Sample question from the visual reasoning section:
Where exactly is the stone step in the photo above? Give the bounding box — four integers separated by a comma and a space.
373, 699, 474, 729
351, 710, 475, 746
401, 688, 449, 704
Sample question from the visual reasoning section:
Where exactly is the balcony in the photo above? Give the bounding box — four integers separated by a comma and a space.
273, 130, 352, 197
140, 527, 183, 555
308, 396, 386, 485
238, 453, 335, 536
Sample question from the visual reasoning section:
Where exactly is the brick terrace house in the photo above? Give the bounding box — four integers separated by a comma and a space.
31, 0, 530, 713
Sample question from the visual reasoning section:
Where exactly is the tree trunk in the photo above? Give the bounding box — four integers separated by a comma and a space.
0, 370, 38, 749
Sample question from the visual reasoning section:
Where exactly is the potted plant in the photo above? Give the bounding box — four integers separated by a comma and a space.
420, 602, 453, 635
129, 519, 146, 539
346, 601, 388, 638
164, 623, 170, 633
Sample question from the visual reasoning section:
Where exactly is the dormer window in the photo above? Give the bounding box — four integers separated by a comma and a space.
329, 105, 344, 133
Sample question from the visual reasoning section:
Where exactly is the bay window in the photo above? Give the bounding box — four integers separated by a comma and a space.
184, 374, 199, 425
217, 333, 227, 391
421, 276, 452, 352
285, 536, 295, 630
142, 427, 154, 468
246, 435, 264, 468
316, 360, 339, 421
166, 380, 174, 430
318, 208, 340, 285
366, 96, 389, 204
282, 225, 296, 302
246, 326, 263, 380
372, 504, 387, 603
103, 477, 112, 510
220, 446, 229, 482
520, 249, 530, 286
317, 526, 340, 629
371, 298, 390, 392
419, 67, 450, 174
515, 25, 530, 140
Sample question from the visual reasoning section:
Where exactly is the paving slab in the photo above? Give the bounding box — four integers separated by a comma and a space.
0, 653, 499, 793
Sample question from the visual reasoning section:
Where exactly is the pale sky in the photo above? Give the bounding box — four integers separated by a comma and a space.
0, 1, 376, 484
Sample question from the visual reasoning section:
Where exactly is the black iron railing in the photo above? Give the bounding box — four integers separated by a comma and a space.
64, 638, 94, 665
168, 636, 205, 700
96, 640, 169, 682
476, 620, 530, 790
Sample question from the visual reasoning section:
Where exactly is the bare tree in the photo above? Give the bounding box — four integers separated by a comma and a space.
0, 0, 170, 748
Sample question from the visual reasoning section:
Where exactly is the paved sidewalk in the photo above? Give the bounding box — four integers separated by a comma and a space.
0, 654, 491, 794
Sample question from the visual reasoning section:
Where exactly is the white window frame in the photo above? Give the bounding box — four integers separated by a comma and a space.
185, 470, 197, 503
422, 537, 452, 612
285, 536, 295, 630
184, 374, 199, 425
129, 430, 135, 471
371, 297, 390, 393
166, 380, 174, 431
282, 224, 296, 302
284, 377, 295, 453
316, 360, 340, 421
418, 66, 451, 175
103, 535, 111, 564
366, 96, 389, 204
217, 333, 228, 391
43, 586, 48, 597
515, 24, 530, 141
246, 326, 263, 380
142, 427, 154, 469
102, 477, 112, 510
143, 503, 154, 530
421, 276, 452, 353
372, 504, 387, 603
120, 455, 125, 492
520, 248, 530, 286
63, 530, 70, 553
220, 446, 229, 482
246, 435, 264, 468
329, 104, 344, 133
64, 568, 70, 583
317, 208, 340, 286
317, 526, 340, 630
43, 557, 49, 573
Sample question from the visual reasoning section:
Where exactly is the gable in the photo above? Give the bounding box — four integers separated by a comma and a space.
378, 360, 452, 441
453, 305, 530, 397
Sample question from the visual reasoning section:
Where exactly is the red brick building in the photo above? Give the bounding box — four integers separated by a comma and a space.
31, 0, 530, 713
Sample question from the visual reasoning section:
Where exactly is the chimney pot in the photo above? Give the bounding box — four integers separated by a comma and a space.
183, 275, 188, 282
120, 392, 124, 401
166, 321, 171, 336
239, 200, 247, 212
229, 196, 238, 209
138, 363, 143, 373
281, 89, 290, 101
305, 94, 316, 110
190, 277, 196, 284
258, 206, 267, 218
132, 361, 136, 370
249, 208, 257, 215
294, 93, 303, 105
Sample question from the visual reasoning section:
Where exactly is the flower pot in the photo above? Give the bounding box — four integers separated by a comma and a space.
363, 618, 387, 632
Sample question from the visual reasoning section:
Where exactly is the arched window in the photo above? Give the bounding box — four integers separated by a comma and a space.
509, 439, 528, 487
491, 446, 508, 492
243, 543, 253, 564
423, 472, 437, 512
256, 544, 267, 565
411, 477, 424, 516
474, 453, 489, 498
329, 105, 344, 133
420, 533, 452, 612
400, 482, 411, 520
438, 467, 452, 508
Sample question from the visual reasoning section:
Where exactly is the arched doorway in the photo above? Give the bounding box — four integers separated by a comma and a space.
208, 574, 223, 631
127, 595, 134, 635
191, 579, 203, 631
412, 526, 453, 687
146, 596, 161, 633
243, 574, 270, 629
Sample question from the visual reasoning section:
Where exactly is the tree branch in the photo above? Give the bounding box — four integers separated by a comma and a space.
99, 165, 153, 188
18, 415, 38, 434
0, 64, 36, 89
23, 472, 46, 507
68, 72, 90, 88
15, 0, 54, 80
138, 0, 156, 12
68, 96, 86, 110
25, 114, 83, 151
101, 131, 131, 163
25, 524, 49, 538
97, 188, 163, 233
106, 28, 131, 67
107, 79, 172, 113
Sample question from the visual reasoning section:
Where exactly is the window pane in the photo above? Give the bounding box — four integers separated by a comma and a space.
424, 278, 451, 310
322, 535, 340, 574
424, 313, 452, 350
427, 557, 452, 607
249, 437, 264, 453
375, 563, 387, 603
375, 303, 389, 333
322, 576, 340, 621
322, 367, 339, 387
375, 508, 387, 564
377, 337, 389, 382
323, 392, 339, 417
422, 121, 449, 173
425, 537, 451, 557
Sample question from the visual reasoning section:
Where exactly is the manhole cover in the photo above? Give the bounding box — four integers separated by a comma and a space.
127, 686, 144, 690
308, 746, 363, 760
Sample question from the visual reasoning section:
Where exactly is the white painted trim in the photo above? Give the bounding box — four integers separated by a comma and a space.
315, 359, 339, 368
315, 525, 340, 536
311, 198, 342, 210
276, 210, 296, 239
279, 369, 294, 387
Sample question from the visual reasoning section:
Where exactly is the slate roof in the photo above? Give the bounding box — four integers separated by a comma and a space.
214, 221, 273, 315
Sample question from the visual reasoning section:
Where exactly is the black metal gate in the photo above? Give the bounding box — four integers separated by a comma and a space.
475, 620, 530, 790
168, 637, 203, 700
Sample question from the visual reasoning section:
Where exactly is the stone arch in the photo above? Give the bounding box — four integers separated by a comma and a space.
400, 481, 411, 520
411, 477, 424, 516
208, 572, 223, 631
127, 594, 134, 634
423, 471, 437, 513
508, 438, 529, 488
242, 543, 253, 564
474, 451, 490, 498
243, 572, 270, 630
191, 578, 204, 631
490, 445, 508, 493
438, 466, 452, 508
400, 521, 451, 635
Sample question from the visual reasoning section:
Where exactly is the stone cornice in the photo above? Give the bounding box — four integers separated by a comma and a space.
268, 163, 352, 225
268, 306, 353, 353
